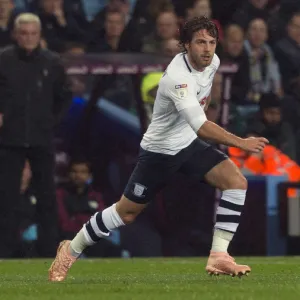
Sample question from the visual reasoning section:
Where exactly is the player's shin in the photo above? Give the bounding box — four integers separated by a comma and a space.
70, 203, 125, 257
211, 189, 246, 253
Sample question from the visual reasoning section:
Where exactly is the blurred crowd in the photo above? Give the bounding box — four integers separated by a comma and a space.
2, 1, 300, 154
2, 0, 300, 257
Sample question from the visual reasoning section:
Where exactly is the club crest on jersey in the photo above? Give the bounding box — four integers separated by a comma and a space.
175, 84, 188, 98
133, 183, 147, 197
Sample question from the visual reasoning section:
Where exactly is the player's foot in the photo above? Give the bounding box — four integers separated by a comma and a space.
48, 240, 77, 282
205, 251, 251, 277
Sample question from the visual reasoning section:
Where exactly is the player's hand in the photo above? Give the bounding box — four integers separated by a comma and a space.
239, 137, 269, 153
0, 113, 3, 128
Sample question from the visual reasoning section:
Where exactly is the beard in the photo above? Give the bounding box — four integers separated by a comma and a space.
190, 52, 212, 69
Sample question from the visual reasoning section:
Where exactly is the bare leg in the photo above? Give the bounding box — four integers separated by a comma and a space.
70, 195, 147, 255
204, 159, 250, 276
49, 195, 148, 281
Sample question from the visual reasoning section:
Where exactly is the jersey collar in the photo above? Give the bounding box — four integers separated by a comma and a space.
183, 53, 205, 73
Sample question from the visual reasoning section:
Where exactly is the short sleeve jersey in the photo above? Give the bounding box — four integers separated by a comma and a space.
140, 52, 220, 155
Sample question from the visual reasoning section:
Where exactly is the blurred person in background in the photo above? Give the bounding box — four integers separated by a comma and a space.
244, 18, 282, 103
267, 0, 300, 46
206, 72, 222, 124
90, 1, 142, 54
205, 100, 219, 123
56, 158, 123, 257
141, 39, 180, 124
28, 0, 88, 29
231, 0, 270, 30
184, 0, 223, 41
162, 37, 181, 57
92, 0, 131, 31
202, 73, 222, 131
218, 24, 250, 105
142, 10, 178, 54
89, 8, 141, 52
63, 0, 89, 29
0, 0, 17, 47
228, 129, 300, 198
56, 159, 105, 240
35, 0, 86, 51
131, 0, 174, 37
17, 160, 38, 257
141, 72, 163, 124
0, 13, 72, 257
217, 24, 252, 136
88, 9, 138, 110
185, 0, 211, 19
247, 93, 296, 160
274, 11, 300, 93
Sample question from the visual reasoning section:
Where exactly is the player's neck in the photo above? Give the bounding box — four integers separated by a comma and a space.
186, 53, 205, 72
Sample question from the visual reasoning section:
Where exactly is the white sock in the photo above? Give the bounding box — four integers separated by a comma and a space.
70, 204, 125, 258
70, 228, 93, 257
211, 229, 234, 253
215, 189, 246, 233
212, 189, 247, 253
102, 203, 125, 231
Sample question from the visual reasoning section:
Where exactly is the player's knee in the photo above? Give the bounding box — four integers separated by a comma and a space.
227, 173, 248, 190
236, 174, 248, 190
219, 160, 248, 191
121, 213, 138, 224
116, 195, 146, 224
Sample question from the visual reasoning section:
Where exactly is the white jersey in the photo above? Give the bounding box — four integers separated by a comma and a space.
141, 53, 220, 155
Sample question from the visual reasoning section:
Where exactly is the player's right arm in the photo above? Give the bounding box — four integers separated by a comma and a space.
165, 75, 268, 153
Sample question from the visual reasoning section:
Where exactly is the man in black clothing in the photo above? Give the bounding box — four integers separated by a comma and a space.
274, 11, 300, 92
35, 0, 88, 52
88, 9, 141, 53
230, 0, 269, 30
0, 12, 72, 257
217, 24, 250, 105
0, 0, 15, 48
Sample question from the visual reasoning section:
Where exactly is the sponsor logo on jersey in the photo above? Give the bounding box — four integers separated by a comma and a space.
175, 84, 187, 89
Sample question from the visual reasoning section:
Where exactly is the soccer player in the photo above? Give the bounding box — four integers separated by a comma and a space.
49, 16, 268, 281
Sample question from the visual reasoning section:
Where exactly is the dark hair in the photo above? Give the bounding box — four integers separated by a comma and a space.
69, 158, 91, 172
179, 16, 219, 51
259, 93, 281, 111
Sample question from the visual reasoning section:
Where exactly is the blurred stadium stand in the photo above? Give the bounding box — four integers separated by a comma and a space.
2, 0, 300, 257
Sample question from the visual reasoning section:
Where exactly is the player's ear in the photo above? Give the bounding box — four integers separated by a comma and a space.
185, 43, 190, 51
